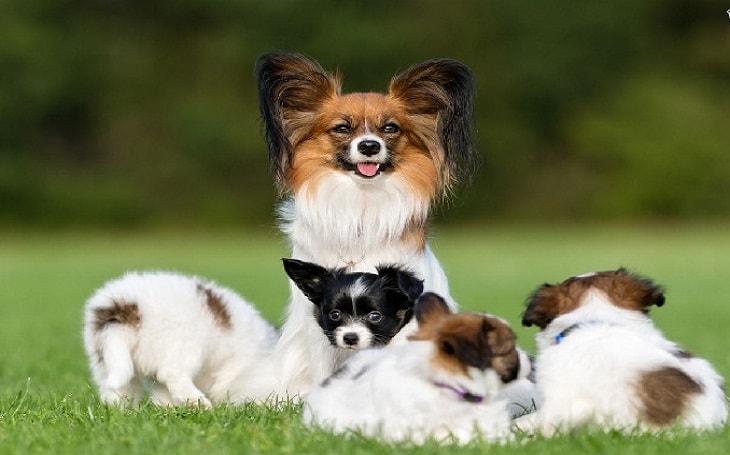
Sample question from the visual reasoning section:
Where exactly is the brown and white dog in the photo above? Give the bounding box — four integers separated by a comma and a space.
83, 271, 278, 407
256, 53, 477, 395
303, 292, 531, 444
518, 269, 728, 435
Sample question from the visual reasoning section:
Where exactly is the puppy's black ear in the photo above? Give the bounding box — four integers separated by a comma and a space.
282, 258, 333, 307
376, 266, 424, 302
255, 53, 340, 192
521, 284, 559, 329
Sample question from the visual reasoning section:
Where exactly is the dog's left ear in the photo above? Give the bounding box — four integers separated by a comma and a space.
389, 59, 477, 197
521, 284, 561, 329
376, 266, 424, 303
282, 258, 334, 307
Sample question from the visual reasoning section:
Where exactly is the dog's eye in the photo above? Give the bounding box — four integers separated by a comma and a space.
366, 311, 382, 323
380, 123, 400, 134
331, 124, 352, 135
329, 310, 342, 321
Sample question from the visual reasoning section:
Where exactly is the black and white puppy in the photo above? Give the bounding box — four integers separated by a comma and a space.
282, 258, 423, 355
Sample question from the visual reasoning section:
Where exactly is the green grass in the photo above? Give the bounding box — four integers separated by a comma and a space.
1, 224, 728, 454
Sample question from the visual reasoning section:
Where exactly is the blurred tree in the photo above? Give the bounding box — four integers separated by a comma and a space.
0, 0, 727, 227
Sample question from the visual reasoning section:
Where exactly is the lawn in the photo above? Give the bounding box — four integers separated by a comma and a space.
1, 224, 728, 454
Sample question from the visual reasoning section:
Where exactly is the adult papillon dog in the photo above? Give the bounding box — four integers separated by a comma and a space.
304, 292, 531, 444
518, 269, 727, 435
256, 53, 477, 395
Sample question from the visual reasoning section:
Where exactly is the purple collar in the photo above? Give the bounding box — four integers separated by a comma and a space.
433, 381, 484, 404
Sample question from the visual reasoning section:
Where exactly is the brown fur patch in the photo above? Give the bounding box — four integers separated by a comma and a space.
197, 284, 232, 330
522, 268, 665, 329
411, 293, 520, 382
636, 366, 702, 427
93, 299, 141, 332
287, 92, 439, 206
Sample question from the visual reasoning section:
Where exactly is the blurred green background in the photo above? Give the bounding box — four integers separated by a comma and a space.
1, 0, 728, 229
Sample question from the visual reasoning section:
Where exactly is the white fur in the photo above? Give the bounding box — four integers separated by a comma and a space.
274, 172, 454, 396
83, 271, 278, 406
333, 322, 373, 350
518, 289, 728, 434
304, 342, 531, 444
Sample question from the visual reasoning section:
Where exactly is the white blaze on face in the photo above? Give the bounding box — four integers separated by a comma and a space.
335, 323, 373, 350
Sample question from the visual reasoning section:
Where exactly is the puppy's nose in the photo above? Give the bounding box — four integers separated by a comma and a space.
357, 140, 381, 157
343, 333, 359, 346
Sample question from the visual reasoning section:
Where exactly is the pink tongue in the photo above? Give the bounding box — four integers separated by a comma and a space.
357, 162, 379, 177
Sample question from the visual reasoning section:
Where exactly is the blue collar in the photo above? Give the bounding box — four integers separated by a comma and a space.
554, 321, 609, 345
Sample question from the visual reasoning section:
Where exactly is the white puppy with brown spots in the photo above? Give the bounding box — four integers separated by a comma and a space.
83, 271, 278, 407
518, 269, 728, 435
304, 292, 532, 444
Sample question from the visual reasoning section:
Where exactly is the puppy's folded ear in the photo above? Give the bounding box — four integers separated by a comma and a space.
282, 258, 334, 307
522, 284, 560, 329
613, 268, 666, 310
410, 292, 452, 340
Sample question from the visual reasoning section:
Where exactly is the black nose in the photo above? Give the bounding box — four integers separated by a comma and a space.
357, 140, 381, 157
343, 333, 359, 346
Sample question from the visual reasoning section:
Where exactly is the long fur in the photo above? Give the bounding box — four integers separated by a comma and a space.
517, 269, 728, 435
255, 53, 477, 395
83, 271, 278, 407
303, 293, 531, 444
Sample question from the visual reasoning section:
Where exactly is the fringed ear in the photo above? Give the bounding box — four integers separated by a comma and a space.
410, 292, 452, 340
255, 53, 341, 192
521, 284, 561, 329
375, 265, 424, 302
613, 268, 666, 310
389, 58, 477, 198
282, 258, 335, 307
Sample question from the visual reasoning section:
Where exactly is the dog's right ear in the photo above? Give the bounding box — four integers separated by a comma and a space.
255, 53, 341, 192
410, 292, 452, 340
282, 258, 333, 307
375, 266, 424, 302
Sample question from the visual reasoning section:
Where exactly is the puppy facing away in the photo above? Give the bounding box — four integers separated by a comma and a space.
282, 258, 423, 367
518, 269, 728, 435
83, 271, 278, 407
256, 53, 477, 395
303, 293, 531, 444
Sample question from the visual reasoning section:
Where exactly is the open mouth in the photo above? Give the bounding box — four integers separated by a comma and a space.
337, 157, 390, 179
355, 162, 380, 178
